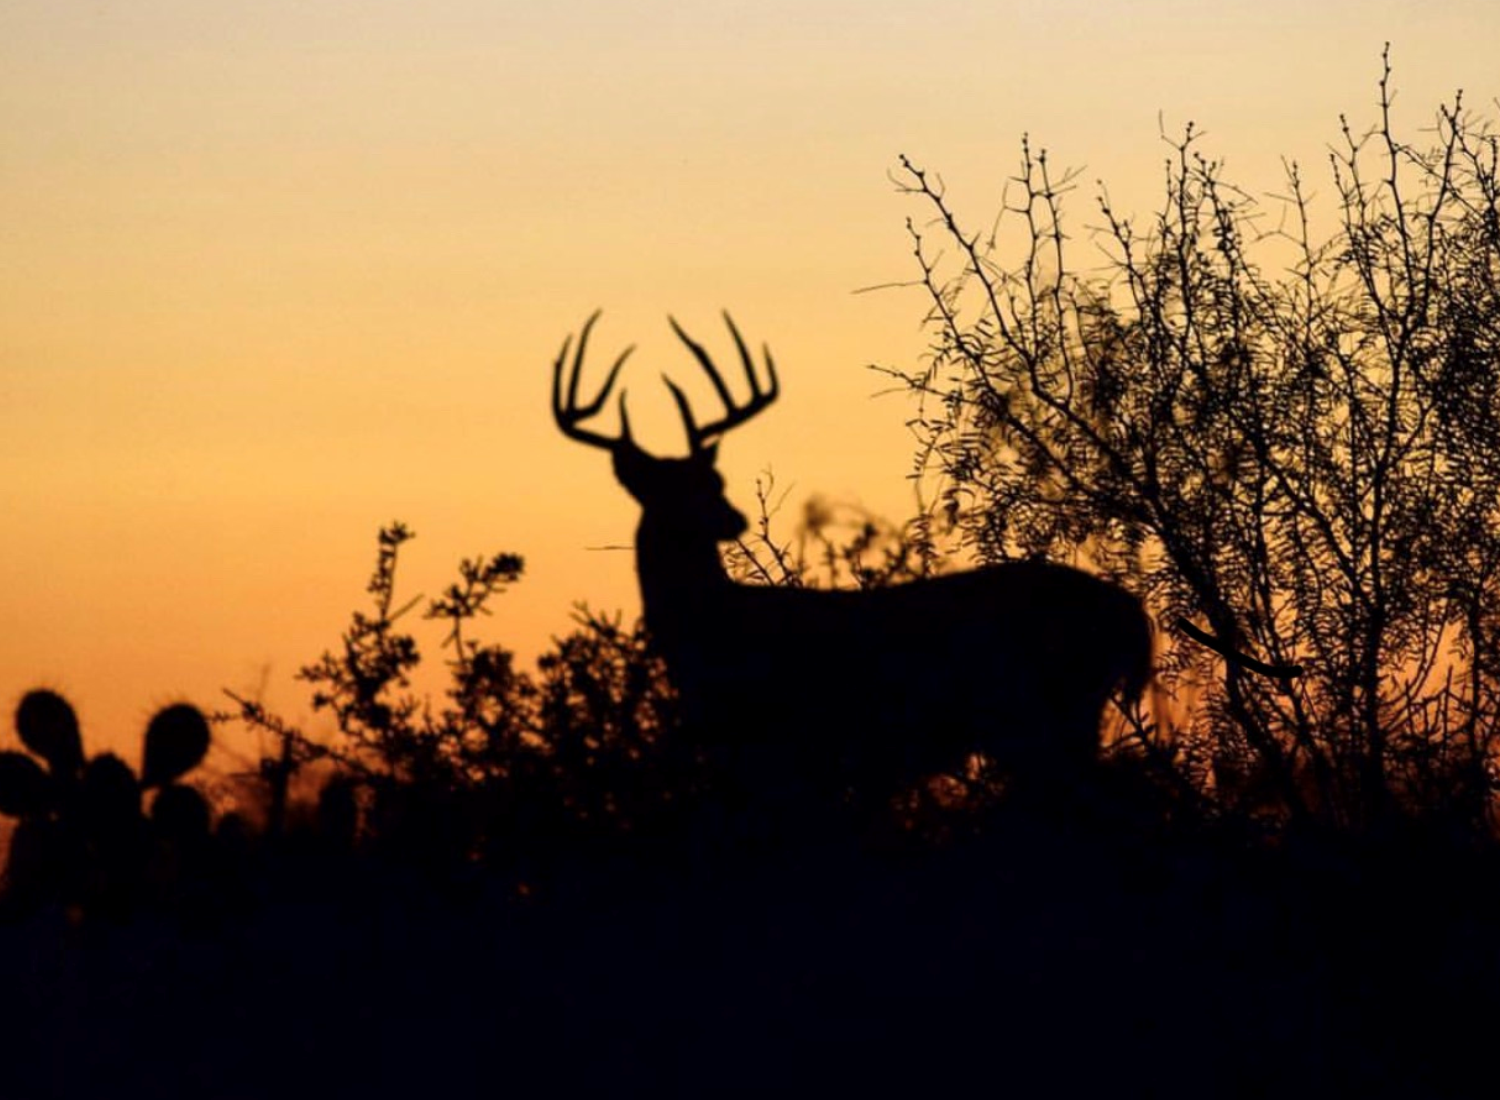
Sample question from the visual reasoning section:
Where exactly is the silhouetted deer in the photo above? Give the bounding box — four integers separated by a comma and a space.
553, 311, 1153, 820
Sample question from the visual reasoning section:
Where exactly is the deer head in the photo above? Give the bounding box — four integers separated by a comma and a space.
552, 310, 779, 545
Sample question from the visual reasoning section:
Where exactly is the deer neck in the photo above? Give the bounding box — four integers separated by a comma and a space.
634, 513, 729, 649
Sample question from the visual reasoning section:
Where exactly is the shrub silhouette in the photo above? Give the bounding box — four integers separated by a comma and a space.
0, 690, 212, 915
217, 528, 524, 865
880, 50, 1500, 838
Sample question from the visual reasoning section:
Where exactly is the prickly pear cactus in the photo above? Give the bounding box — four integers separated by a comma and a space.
0, 690, 83, 819
16, 689, 84, 777
0, 689, 214, 916
151, 784, 212, 839
0, 751, 51, 819
142, 704, 211, 788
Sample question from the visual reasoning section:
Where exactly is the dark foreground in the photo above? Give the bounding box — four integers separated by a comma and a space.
1, 804, 1497, 1100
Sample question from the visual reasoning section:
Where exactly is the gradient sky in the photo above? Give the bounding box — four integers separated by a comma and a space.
3, 0, 1498, 765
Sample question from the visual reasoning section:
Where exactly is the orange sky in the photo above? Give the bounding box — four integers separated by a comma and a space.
3, 1, 1498, 769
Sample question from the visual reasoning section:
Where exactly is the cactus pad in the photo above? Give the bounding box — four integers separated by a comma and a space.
141, 704, 211, 788
0, 751, 51, 817
15, 689, 83, 776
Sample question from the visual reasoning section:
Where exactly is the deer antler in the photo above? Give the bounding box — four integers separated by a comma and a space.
664, 312, 780, 453
552, 310, 636, 450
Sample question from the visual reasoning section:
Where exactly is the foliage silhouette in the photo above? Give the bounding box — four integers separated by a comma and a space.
219, 524, 707, 887
881, 47, 1500, 838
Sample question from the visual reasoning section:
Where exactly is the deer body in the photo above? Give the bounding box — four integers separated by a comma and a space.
637, 504, 1150, 798
555, 311, 1152, 810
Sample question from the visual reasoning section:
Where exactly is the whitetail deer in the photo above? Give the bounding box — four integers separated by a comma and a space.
552, 310, 1153, 816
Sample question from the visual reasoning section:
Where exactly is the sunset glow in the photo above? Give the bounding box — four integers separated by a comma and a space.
3, 0, 1498, 760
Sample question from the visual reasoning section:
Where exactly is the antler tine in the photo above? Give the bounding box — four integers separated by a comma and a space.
664, 311, 780, 451
667, 315, 738, 413
662, 375, 700, 446
552, 310, 635, 450
721, 311, 779, 408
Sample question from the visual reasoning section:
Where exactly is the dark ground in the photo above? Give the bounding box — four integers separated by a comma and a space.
1, 799, 1497, 1100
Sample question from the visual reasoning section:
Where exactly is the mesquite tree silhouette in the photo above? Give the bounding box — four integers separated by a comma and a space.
882, 48, 1500, 835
